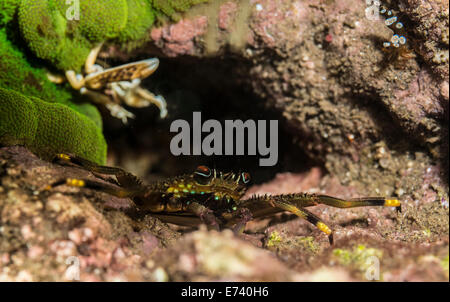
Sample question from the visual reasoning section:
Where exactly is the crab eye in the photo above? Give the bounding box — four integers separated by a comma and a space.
194, 165, 212, 185
241, 172, 251, 184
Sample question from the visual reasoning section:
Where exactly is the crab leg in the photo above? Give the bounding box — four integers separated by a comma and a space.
137, 58, 160, 79
65, 70, 85, 90
186, 202, 220, 231
312, 195, 401, 212
245, 193, 400, 212
80, 87, 135, 123
268, 199, 334, 243
43, 177, 141, 199
64, 43, 104, 90
134, 87, 168, 118
46, 71, 65, 84
105, 103, 135, 124
240, 193, 401, 243
85, 43, 104, 74
52, 153, 143, 189
230, 208, 253, 234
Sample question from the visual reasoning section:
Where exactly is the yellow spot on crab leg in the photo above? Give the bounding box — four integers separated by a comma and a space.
316, 222, 332, 235
66, 178, 85, 187
384, 199, 401, 207
56, 153, 71, 161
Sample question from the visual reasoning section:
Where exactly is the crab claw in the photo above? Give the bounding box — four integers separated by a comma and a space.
328, 233, 334, 245
140, 58, 160, 79
105, 103, 135, 124
155, 95, 168, 118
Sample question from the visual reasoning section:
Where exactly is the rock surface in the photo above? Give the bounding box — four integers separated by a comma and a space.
0, 146, 447, 281
115, 0, 449, 205
1, 0, 448, 283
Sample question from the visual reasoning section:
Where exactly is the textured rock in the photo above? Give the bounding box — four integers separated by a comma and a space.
133, 0, 449, 205
0, 146, 447, 281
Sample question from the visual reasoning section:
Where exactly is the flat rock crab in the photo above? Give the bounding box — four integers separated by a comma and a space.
44, 153, 402, 244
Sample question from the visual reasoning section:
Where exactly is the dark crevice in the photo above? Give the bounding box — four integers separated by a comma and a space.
103, 55, 320, 184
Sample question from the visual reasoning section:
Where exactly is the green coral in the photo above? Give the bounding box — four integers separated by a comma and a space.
1, 0, 209, 166
0, 0, 20, 26
18, 0, 94, 71
73, 0, 128, 41
0, 27, 102, 128
0, 88, 107, 164
117, 0, 155, 50
0, 22, 105, 163
17, 0, 209, 71
266, 231, 283, 247
18, 0, 129, 71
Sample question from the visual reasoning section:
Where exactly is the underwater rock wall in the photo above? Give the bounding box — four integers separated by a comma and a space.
0, 0, 448, 282
137, 0, 449, 203
0, 146, 448, 281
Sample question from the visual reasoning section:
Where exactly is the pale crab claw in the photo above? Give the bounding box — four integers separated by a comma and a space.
130, 78, 142, 88
85, 43, 103, 74
105, 103, 135, 124
89, 64, 104, 75
133, 87, 168, 119
109, 82, 128, 98
154, 95, 168, 118
46, 71, 65, 84
65, 70, 85, 90
76, 74, 84, 82
140, 58, 160, 78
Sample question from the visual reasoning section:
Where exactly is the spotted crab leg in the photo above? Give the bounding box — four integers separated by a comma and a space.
185, 202, 221, 231
311, 195, 401, 212
43, 154, 148, 202
43, 177, 144, 199
270, 199, 334, 244
137, 58, 160, 79
51, 153, 143, 189
238, 193, 401, 243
